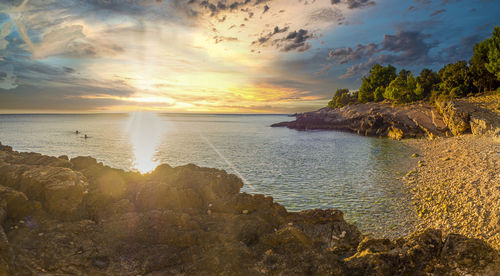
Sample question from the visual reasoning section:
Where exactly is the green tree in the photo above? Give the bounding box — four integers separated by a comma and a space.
438, 61, 473, 97
383, 71, 419, 103
358, 76, 374, 102
416, 68, 440, 98
358, 64, 397, 103
486, 26, 500, 79
327, 88, 357, 108
469, 38, 497, 92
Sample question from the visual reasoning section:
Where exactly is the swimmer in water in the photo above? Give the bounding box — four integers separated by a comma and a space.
84, 134, 88, 139
75, 130, 79, 134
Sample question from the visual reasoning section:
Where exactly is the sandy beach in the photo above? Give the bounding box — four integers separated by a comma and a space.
404, 135, 500, 249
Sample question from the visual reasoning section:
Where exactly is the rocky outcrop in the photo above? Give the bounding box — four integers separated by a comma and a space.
436, 94, 500, 137
273, 94, 500, 139
272, 101, 449, 139
0, 143, 498, 275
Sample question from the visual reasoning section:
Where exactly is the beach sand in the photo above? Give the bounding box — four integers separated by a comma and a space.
404, 135, 500, 249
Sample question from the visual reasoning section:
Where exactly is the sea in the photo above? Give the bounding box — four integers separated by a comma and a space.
0, 113, 417, 237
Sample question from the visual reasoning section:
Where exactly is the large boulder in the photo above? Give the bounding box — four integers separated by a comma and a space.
436, 101, 471, 136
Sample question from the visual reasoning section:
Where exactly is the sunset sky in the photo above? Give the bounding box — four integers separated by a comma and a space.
0, 0, 498, 113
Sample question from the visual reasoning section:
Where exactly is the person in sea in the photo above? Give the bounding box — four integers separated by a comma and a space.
84, 134, 88, 139
75, 130, 79, 134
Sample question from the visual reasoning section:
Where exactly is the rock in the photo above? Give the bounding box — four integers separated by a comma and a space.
0, 143, 498, 275
0, 208, 6, 225
0, 186, 33, 220
91, 256, 110, 269
273, 94, 500, 139
436, 101, 471, 136
441, 234, 498, 271
388, 126, 404, 140
436, 95, 500, 138
70, 156, 98, 170
272, 102, 448, 139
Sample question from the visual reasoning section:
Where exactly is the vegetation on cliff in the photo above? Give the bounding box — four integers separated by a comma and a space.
329, 26, 500, 107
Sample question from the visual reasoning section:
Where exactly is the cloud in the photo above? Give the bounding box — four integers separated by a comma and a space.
430, 9, 446, 16
344, 0, 375, 9
279, 29, 313, 52
0, 64, 17, 90
308, 7, 345, 24
328, 43, 378, 63
326, 30, 438, 78
253, 28, 314, 52
438, 34, 478, 62
0, 21, 12, 53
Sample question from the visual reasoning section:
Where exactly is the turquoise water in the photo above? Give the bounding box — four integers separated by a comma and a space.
0, 113, 416, 236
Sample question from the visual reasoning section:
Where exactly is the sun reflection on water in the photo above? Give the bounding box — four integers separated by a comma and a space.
126, 112, 165, 174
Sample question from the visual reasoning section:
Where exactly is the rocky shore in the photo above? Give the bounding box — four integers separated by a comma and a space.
272, 94, 500, 140
0, 143, 499, 275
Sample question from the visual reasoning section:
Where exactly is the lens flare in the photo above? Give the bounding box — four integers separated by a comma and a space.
126, 112, 165, 174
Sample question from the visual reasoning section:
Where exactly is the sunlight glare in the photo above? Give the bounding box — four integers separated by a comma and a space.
126, 112, 165, 174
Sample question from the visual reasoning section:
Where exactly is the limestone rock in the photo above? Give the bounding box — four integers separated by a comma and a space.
272, 101, 448, 139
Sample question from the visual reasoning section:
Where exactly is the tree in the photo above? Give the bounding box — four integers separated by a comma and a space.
358, 76, 374, 102
358, 64, 397, 103
327, 88, 357, 108
469, 38, 497, 92
486, 26, 500, 80
383, 72, 419, 103
438, 61, 473, 97
416, 68, 440, 98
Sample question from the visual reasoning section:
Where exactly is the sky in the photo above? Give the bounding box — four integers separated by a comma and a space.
0, 0, 498, 113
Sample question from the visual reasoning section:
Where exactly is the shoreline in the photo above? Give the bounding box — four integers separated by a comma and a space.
0, 142, 498, 274
403, 134, 500, 249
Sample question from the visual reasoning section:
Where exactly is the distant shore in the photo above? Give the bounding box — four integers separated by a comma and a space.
272, 93, 500, 140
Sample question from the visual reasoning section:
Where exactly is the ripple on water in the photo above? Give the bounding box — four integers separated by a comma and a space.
0, 114, 417, 237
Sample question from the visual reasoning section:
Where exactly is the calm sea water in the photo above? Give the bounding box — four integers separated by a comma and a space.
0, 113, 417, 236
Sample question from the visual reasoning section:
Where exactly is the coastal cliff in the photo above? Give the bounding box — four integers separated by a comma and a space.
0, 143, 499, 275
272, 94, 500, 140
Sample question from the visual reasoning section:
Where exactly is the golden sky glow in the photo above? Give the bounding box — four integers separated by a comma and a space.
1, 0, 498, 113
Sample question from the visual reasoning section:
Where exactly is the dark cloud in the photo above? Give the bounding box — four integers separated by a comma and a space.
327, 30, 438, 78
254, 28, 314, 53
328, 43, 378, 63
329, 0, 376, 9
344, 0, 375, 9
280, 29, 313, 52
438, 34, 478, 62
430, 9, 446, 16
252, 26, 289, 45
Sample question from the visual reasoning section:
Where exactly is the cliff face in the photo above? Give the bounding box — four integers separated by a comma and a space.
272, 94, 500, 140
0, 143, 499, 275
